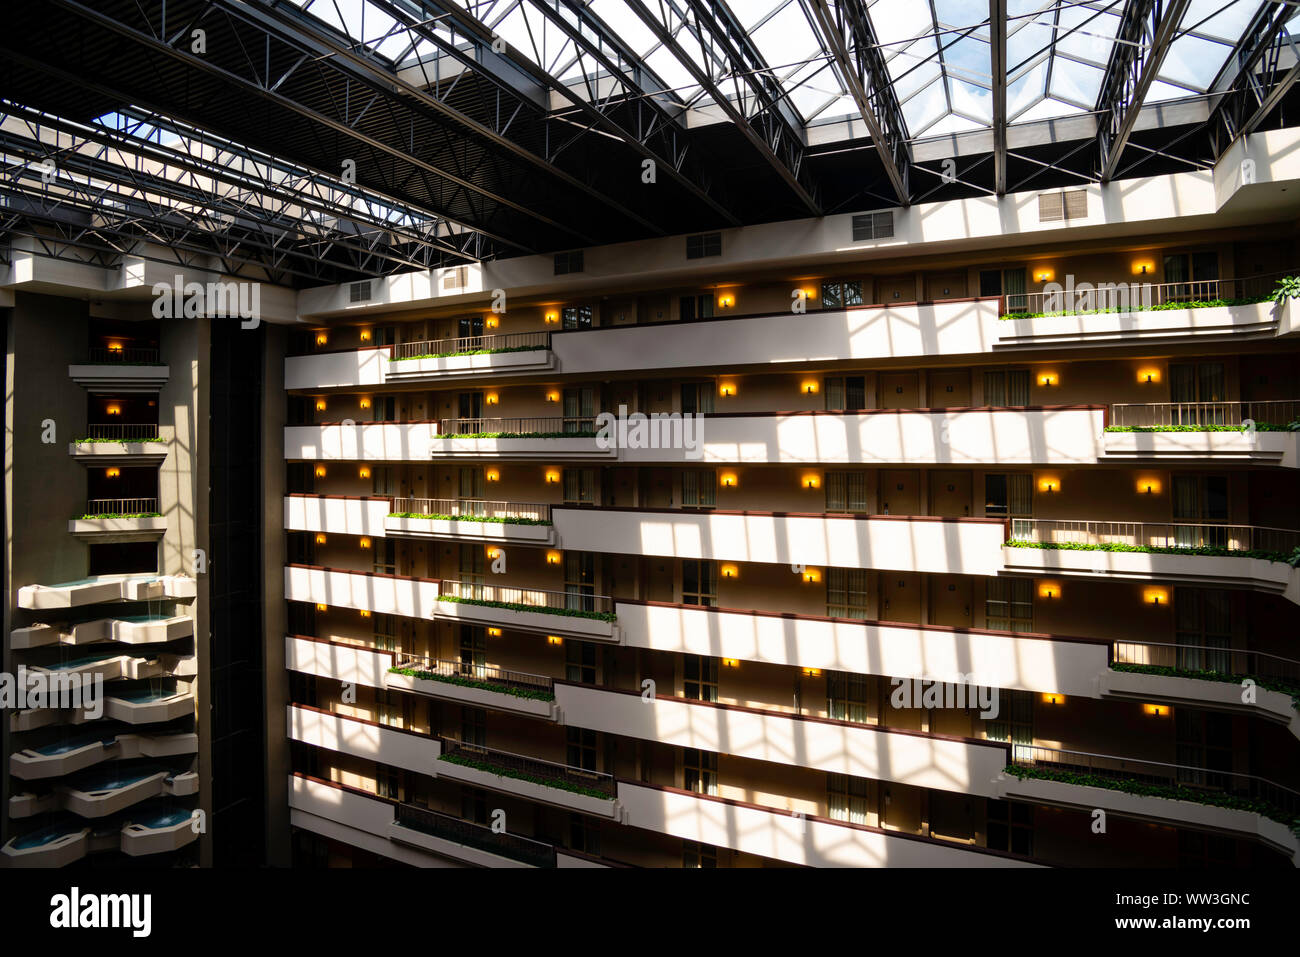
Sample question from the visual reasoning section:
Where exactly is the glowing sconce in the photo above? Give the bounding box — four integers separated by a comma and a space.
802, 381, 819, 395
315, 534, 327, 545
546, 551, 561, 565
359, 397, 371, 410
485, 469, 500, 483
1037, 476, 1059, 494
545, 470, 560, 484
485, 393, 499, 405
544, 311, 559, 324
359, 609, 371, 618
717, 294, 735, 309
802, 567, 822, 584
360, 538, 372, 550
315, 332, 328, 346
1144, 587, 1169, 606
1137, 477, 1162, 495
722, 658, 739, 668
105, 467, 120, 479
315, 465, 327, 478
1037, 372, 1058, 387
1144, 703, 1170, 717
359, 466, 371, 479
486, 547, 501, 560
315, 399, 327, 412
487, 628, 502, 637
720, 564, 738, 579
107, 341, 124, 353
719, 383, 736, 398
803, 667, 821, 677
316, 603, 327, 612
1042, 692, 1065, 705
803, 474, 821, 490
545, 390, 560, 403
1037, 581, 1060, 600
106, 405, 121, 417
547, 635, 563, 645
359, 329, 372, 343
720, 473, 737, 488
1138, 368, 1161, 384
486, 317, 498, 330
1132, 259, 1155, 276
1034, 268, 1055, 283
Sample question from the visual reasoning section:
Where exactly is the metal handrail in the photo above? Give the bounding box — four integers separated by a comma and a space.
436, 416, 595, 435
1112, 641, 1300, 684
83, 497, 159, 516
439, 737, 615, 797
1009, 518, 1300, 555
389, 331, 550, 360
85, 346, 162, 363
1109, 399, 1300, 428
393, 802, 557, 867
389, 497, 551, 523
83, 423, 161, 440
392, 653, 554, 694
1011, 745, 1299, 819
439, 579, 613, 616
1005, 269, 1293, 316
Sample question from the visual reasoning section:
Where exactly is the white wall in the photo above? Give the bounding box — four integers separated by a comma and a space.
283, 565, 440, 618
284, 495, 392, 536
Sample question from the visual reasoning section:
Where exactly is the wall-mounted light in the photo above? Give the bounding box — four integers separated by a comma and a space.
1037, 581, 1061, 600
1143, 703, 1170, 717
487, 627, 502, 637
1137, 477, 1162, 495
720, 564, 738, 579
722, 658, 739, 668
1132, 260, 1155, 276
360, 537, 372, 550
720, 473, 737, 488
545, 390, 560, 403
544, 311, 559, 324
719, 383, 736, 397
802, 568, 821, 583
315, 332, 328, 346
360, 609, 371, 618
315, 534, 327, 545
1144, 587, 1169, 606
315, 465, 327, 478
547, 635, 563, 645
485, 469, 500, 483
802, 381, 819, 395
106, 405, 121, 416
485, 393, 499, 405
359, 397, 371, 410
545, 470, 560, 484
546, 551, 561, 565
1034, 268, 1055, 283
1037, 476, 1059, 494
486, 317, 499, 330
359, 329, 372, 343
1037, 372, 1058, 387
803, 474, 821, 490
316, 603, 327, 612
486, 547, 501, 560
359, 466, 371, 480
107, 341, 124, 353
717, 294, 735, 309
315, 399, 327, 412
105, 467, 120, 479
1137, 368, 1161, 384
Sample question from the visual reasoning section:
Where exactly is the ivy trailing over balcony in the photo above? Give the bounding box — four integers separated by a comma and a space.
390, 344, 548, 361
1003, 764, 1300, 835
437, 595, 616, 623
437, 752, 612, 800
387, 511, 551, 526
999, 296, 1271, 320
1005, 539, 1298, 566
389, 666, 554, 702
1111, 663, 1300, 710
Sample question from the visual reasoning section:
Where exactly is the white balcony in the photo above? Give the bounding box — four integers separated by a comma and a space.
616, 782, 1038, 868
283, 564, 441, 618
285, 635, 393, 690
285, 422, 438, 462
995, 300, 1278, 349
555, 684, 1008, 796
284, 494, 391, 538
614, 601, 1109, 697
436, 579, 618, 641
68, 360, 170, 391
388, 653, 556, 719
17, 574, 196, 610
284, 335, 553, 390
11, 614, 193, 648
0, 824, 91, 867
385, 498, 555, 545
434, 739, 619, 818
554, 508, 1007, 575
119, 808, 200, 856
11, 730, 198, 780
287, 704, 439, 774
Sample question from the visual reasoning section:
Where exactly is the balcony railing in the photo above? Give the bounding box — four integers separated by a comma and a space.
436, 416, 596, 436
1009, 518, 1300, 556
389, 331, 550, 360
82, 423, 161, 441
393, 802, 557, 867
439, 579, 613, 617
389, 497, 551, 523
84, 346, 162, 364
1113, 641, 1300, 685
439, 737, 616, 799
1109, 400, 1300, 428
83, 497, 160, 517
392, 653, 554, 697
1004, 270, 1288, 317
1011, 745, 1300, 823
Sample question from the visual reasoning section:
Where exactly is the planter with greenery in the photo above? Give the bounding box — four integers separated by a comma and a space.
1104, 422, 1300, 432
1110, 662, 1300, 710
390, 344, 548, 361
1003, 763, 1300, 834
436, 431, 598, 439
437, 594, 616, 623
1000, 295, 1271, 321
388, 666, 554, 702
73, 437, 167, 444
78, 512, 163, 520
388, 511, 551, 526
1005, 538, 1297, 565
437, 752, 612, 800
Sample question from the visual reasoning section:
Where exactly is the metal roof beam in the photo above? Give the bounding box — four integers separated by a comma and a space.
1206, 2, 1300, 154
990, 0, 1008, 195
